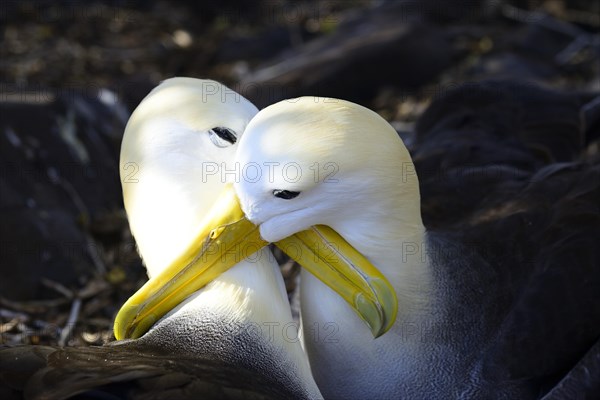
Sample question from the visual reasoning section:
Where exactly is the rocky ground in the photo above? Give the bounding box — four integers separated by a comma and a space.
0, 0, 598, 347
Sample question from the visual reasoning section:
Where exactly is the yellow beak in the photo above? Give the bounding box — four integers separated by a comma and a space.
276, 226, 397, 337
114, 185, 397, 340
114, 186, 266, 340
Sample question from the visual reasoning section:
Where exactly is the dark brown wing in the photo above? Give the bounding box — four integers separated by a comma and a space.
412, 80, 600, 396
413, 80, 589, 229
0, 344, 297, 400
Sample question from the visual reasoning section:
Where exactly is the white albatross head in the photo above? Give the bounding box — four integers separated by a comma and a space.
120, 77, 257, 278
116, 77, 265, 339
234, 97, 422, 245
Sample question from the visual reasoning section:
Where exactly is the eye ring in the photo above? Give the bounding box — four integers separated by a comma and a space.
273, 189, 301, 200
208, 127, 237, 148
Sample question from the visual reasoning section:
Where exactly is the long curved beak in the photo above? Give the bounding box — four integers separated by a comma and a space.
114, 185, 397, 340
114, 187, 266, 340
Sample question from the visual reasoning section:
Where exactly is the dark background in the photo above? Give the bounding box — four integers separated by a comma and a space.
0, 0, 598, 346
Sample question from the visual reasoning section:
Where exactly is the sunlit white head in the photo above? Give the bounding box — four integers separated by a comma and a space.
234, 97, 418, 244
120, 78, 258, 277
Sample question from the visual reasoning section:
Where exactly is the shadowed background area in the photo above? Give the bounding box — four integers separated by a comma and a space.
0, 0, 598, 350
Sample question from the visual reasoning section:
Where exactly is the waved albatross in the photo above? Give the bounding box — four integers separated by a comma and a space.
177, 88, 600, 399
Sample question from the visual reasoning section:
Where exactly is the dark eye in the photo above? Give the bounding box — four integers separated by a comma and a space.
209, 127, 237, 148
273, 189, 301, 200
